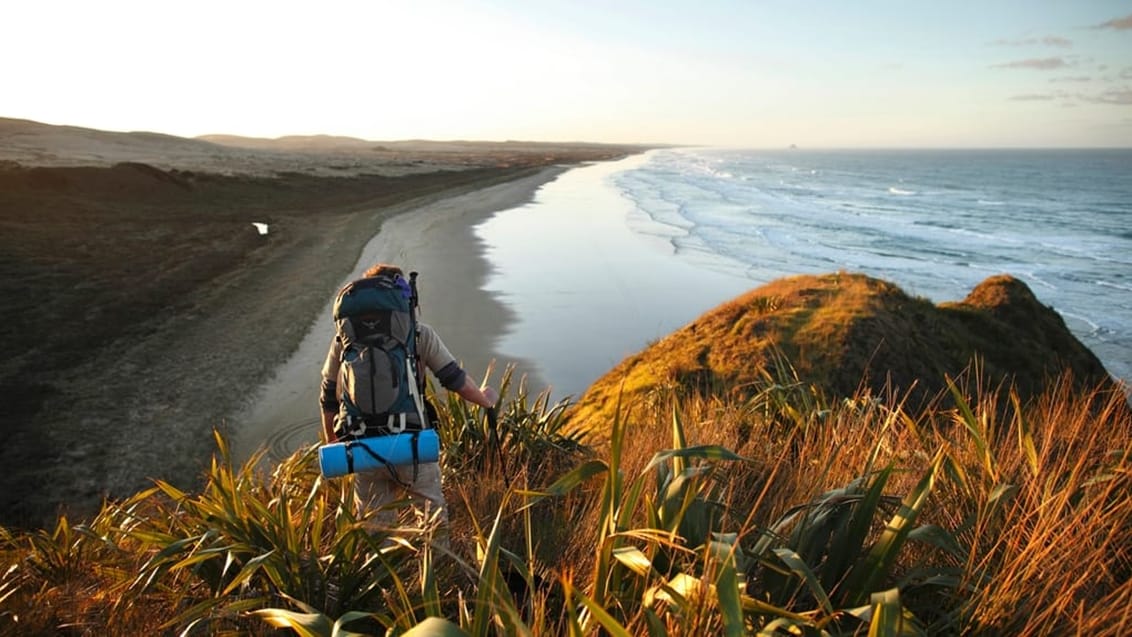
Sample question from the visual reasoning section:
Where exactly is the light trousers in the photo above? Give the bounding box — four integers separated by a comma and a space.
353, 461, 448, 531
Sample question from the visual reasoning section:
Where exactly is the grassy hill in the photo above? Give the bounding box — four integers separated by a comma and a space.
1, 276, 1128, 635
567, 272, 1120, 436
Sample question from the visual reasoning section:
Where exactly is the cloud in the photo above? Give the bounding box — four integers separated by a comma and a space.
1041, 35, 1074, 47
1093, 14, 1132, 30
1099, 67, 1132, 82
1004, 86, 1132, 106
991, 35, 1073, 47
1050, 76, 1092, 83
1083, 89, 1132, 105
991, 57, 1070, 70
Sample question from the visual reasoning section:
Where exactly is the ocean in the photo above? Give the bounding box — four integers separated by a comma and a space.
476, 148, 1132, 401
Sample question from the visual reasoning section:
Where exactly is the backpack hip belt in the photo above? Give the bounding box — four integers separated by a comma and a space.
341, 410, 427, 439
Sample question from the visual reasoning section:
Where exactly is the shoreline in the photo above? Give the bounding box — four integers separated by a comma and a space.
231, 166, 570, 463
476, 153, 753, 401
1, 158, 614, 528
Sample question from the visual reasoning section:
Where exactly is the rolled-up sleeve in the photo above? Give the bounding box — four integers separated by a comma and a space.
417, 323, 466, 391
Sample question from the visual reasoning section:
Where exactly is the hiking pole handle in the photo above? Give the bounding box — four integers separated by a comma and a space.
486, 405, 510, 488
486, 405, 499, 447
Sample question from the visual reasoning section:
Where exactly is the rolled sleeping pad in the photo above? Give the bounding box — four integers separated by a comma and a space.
319, 429, 440, 479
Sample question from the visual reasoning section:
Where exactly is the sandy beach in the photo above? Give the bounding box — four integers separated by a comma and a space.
0, 117, 641, 527
231, 167, 567, 464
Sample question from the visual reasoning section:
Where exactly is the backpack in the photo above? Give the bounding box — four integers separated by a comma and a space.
331, 272, 429, 439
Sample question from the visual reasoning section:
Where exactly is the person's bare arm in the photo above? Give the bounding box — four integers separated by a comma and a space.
321, 410, 336, 443
455, 376, 498, 409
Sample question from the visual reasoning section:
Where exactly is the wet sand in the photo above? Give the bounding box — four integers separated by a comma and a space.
231, 167, 567, 463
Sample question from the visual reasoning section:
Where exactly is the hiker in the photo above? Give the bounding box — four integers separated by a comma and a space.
319, 263, 498, 530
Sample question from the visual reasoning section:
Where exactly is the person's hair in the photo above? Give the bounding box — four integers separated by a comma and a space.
363, 263, 403, 278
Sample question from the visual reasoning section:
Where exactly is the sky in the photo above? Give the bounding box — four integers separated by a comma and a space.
4, 0, 1132, 148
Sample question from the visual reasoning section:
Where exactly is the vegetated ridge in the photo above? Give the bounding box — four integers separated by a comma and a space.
567, 272, 1122, 433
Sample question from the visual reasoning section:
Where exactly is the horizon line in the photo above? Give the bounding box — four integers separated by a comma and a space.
5, 116, 1132, 152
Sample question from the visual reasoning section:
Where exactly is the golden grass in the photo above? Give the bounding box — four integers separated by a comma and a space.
554, 373, 1130, 634
1, 365, 1128, 635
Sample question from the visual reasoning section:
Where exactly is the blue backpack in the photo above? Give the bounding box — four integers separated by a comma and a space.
331, 272, 428, 439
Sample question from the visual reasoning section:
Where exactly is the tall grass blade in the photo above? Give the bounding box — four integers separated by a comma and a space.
825, 466, 893, 595
420, 540, 441, 618
612, 545, 657, 577
643, 608, 668, 637
846, 451, 943, 606
220, 549, 277, 596
471, 494, 529, 637
618, 467, 649, 533
252, 608, 332, 636
164, 595, 267, 632
402, 616, 471, 636
867, 588, 902, 637
332, 611, 384, 637
643, 446, 749, 473
716, 547, 746, 637
905, 525, 963, 558
672, 406, 688, 475
572, 586, 635, 637
947, 378, 995, 481
1011, 392, 1039, 478
772, 547, 834, 616
593, 397, 629, 606
520, 459, 608, 504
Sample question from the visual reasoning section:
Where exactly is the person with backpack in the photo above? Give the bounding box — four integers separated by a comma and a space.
318, 263, 498, 530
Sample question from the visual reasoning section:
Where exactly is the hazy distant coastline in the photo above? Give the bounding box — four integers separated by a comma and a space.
0, 116, 649, 177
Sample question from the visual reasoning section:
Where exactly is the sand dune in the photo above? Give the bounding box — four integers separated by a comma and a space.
1, 117, 644, 177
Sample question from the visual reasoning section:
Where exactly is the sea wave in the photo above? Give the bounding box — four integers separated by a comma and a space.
609, 148, 1132, 383
1096, 280, 1132, 293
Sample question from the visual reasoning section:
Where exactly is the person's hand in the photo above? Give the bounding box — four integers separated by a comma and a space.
483, 386, 499, 408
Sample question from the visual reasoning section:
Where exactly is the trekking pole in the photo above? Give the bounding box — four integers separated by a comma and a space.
408, 271, 420, 309
407, 271, 429, 403
487, 405, 510, 488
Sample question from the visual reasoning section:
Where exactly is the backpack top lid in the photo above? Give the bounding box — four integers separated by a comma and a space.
334, 273, 413, 320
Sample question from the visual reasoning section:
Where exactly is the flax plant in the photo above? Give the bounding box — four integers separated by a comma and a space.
521, 395, 923, 635
0, 499, 142, 632
112, 431, 414, 634
2, 366, 1128, 636
434, 363, 586, 480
